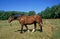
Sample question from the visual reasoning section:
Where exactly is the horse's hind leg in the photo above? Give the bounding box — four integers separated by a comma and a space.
32, 23, 36, 32
38, 23, 42, 32
24, 25, 30, 32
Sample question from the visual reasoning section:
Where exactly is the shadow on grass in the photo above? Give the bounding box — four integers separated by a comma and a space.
15, 29, 43, 33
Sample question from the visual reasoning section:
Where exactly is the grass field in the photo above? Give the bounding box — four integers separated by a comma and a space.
0, 19, 60, 39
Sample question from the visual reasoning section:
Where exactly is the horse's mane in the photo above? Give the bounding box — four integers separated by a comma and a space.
11, 14, 23, 19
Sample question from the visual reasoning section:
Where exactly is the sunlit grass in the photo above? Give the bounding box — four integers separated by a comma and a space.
0, 19, 60, 39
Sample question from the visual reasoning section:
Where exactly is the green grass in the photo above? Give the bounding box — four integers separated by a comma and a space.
0, 19, 60, 39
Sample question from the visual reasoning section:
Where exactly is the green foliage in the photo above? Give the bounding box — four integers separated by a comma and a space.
38, 4, 60, 18
0, 11, 28, 20
28, 11, 36, 16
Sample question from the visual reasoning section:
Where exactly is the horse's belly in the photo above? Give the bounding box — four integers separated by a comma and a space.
25, 22, 34, 25
25, 20, 34, 25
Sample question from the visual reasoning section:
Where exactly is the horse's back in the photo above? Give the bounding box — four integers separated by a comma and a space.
20, 15, 42, 22
20, 15, 35, 24
18, 15, 42, 25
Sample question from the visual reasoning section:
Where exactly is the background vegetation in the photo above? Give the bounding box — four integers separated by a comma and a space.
0, 4, 60, 20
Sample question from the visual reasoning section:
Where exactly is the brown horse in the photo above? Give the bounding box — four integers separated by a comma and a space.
8, 15, 43, 33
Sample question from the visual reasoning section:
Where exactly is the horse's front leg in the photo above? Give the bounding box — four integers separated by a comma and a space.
25, 25, 30, 32
20, 24, 23, 33
32, 23, 36, 32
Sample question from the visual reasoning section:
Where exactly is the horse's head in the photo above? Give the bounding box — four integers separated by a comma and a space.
8, 16, 14, 23
8, 14, 24, 23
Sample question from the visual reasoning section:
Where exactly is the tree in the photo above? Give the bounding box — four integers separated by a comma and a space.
38, 4, 60, 19
28, 11, 36, 16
